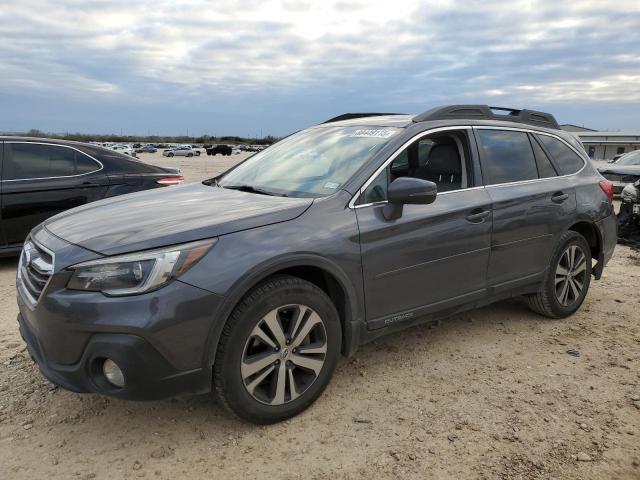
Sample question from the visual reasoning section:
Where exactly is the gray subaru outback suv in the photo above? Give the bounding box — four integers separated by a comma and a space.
17, 105, 617, 424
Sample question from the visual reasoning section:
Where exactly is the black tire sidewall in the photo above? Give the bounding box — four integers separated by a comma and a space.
546, 233, 592, 317
216, 279, 341, 424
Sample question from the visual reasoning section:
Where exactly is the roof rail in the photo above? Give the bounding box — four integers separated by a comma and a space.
323, 113, 404, 123
413, 105, 560, 130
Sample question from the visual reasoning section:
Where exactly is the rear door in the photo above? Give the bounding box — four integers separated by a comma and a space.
474, 128, 577, 291
1, 142, 109, 245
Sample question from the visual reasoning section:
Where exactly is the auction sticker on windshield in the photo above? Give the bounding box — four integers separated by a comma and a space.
349, 129, 396, 138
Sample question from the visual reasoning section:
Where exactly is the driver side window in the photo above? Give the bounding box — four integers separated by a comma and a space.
358, 130, 471, 205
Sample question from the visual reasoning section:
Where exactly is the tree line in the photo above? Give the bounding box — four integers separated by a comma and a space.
6, 129, 280, 145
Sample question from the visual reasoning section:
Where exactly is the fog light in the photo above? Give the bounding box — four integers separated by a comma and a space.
102, 359, 125, 387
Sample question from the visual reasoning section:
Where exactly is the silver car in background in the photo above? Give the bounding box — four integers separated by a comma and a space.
162, 146, 200, 157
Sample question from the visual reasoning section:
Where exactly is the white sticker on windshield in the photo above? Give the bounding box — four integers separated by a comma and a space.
349, 129, 395, 139
324, 181, 340, 190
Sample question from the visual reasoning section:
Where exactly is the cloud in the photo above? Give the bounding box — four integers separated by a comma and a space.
1, 0, 639, 133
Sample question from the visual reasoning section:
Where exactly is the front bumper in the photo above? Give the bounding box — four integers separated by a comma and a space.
19, 313, 210, 400
16, 227, 225, 400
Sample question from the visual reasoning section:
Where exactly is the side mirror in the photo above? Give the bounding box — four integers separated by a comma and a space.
382, 177, 437, 220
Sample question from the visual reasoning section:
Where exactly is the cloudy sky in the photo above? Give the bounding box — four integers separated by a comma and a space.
2, 0, 640, 136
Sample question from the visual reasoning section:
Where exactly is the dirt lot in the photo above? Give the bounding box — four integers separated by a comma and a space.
0, 153, 639, 479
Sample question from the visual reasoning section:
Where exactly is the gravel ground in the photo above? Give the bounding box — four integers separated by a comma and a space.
0, 153, 638, 479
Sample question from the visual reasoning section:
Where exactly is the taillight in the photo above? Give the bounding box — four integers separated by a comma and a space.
598, 179, 614, 203
156, 176, 184, 186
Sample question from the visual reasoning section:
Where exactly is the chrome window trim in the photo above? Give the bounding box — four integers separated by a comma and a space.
348, 125, 588, 209
2, 141, 104, 182
348, 126, 473, 209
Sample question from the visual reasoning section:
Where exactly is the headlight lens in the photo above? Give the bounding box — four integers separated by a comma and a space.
67, 239, 216, 295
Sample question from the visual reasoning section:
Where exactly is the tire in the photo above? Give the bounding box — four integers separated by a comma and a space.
526, 231, 592, 319
195, 151, 200, 156
213, 275, 341, 424
168, 152, 174, 157
187, 153, 193, 157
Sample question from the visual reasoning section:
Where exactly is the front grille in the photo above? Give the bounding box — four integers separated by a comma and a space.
18, 240, 54, 306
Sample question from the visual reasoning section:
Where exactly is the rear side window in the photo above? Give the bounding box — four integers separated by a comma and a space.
477, 130, 538, 184
4, 143, 100, 180
537, 134, 585, 175
529, 135, 558, 178
76, 153, 101, 174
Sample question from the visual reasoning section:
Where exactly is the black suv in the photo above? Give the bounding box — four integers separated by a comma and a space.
0, 137, 183, 255
206, 144, 233, 156
17, 106, 616, 424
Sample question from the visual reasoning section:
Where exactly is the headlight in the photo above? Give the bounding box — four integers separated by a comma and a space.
67, 239, 216, 295
621, 183, 639, 203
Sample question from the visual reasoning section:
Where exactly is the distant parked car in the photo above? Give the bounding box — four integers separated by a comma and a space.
0, 137, 183, 254
206, 144, 232, 156
136, 145, 157, 153
189, 145, 207, 155
598, 150, 640, 194
108, 144, 136, 157
162, 146, 199, 157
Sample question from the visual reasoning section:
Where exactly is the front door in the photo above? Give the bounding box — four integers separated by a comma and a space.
354, 128, 492, 329
1, 142, 109, 246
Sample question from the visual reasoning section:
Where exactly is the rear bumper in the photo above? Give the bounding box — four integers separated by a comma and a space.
594, 213, 617, 279
18, 313, 211, 400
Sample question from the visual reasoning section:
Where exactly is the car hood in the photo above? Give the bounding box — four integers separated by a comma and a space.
44, 182, 313, 255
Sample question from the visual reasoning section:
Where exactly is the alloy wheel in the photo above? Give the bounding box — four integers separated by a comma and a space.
241, 304, 327, 405
555, 245, 587, 306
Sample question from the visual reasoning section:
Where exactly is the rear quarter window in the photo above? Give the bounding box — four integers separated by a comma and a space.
537, 134, 585, 175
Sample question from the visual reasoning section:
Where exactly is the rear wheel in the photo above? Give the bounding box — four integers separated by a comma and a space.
214, 276, 341, 424
526, 231, 592, 318
187, 153, 193, 157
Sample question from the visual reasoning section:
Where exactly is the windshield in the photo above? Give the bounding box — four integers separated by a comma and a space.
616, 150, 640, 166
217, 126, 401, 197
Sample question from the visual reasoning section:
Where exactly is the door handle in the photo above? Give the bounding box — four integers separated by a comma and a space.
466, 208, 490, 223
551, 192, 569, 203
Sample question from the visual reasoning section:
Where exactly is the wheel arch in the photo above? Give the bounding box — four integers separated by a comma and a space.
204, 255, 363, 368
567, 220, 604, 279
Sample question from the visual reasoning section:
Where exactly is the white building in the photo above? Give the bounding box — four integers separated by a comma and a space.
561, 124, 640, 161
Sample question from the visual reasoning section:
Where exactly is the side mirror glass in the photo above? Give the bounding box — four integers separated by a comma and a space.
382, 177, 437, 220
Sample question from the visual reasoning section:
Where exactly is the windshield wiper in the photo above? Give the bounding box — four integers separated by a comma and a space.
222, 184, 288, 197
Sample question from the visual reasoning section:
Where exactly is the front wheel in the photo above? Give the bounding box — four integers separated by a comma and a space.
167, 152, 174, 157
526, 231, 592, 318
213, 276, 341, 424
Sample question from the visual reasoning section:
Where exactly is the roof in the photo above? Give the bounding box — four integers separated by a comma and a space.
0, 135, 92, 147
322, 105, 561, 130
560, 124, 597, 132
